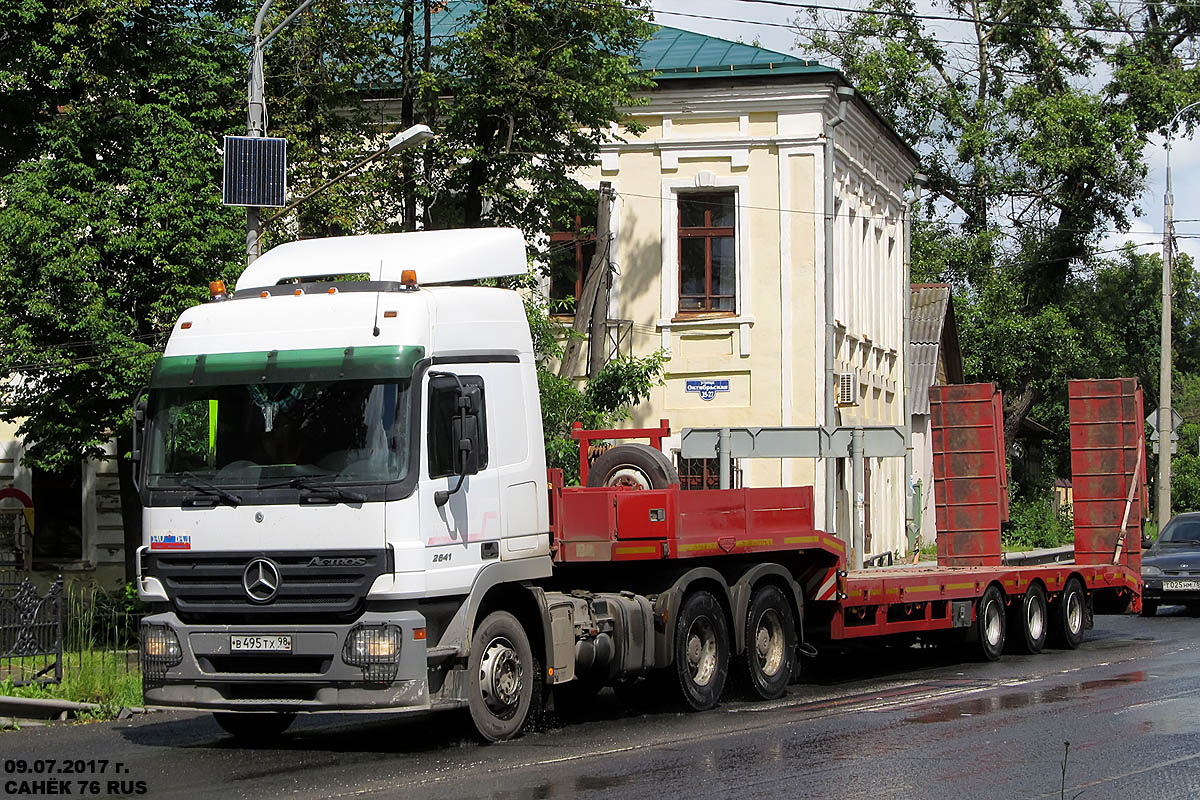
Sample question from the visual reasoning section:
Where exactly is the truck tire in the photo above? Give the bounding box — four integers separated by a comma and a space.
1008, 583, 1048, 655
738, 584, 796, 700
1050, 578, 1086, 649
1140, 600, 1159, 618
586, 443, 679, 489
974, 585, 1006, 662
468, 611, 535, 742
671, 590, 730, 710
212, 712, 294, 739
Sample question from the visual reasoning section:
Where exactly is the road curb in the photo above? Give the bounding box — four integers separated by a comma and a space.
0, 695, 152, 724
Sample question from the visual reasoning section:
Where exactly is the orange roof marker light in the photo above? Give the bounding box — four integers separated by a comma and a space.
208, 280, 228, 302
400, 269, 418, 290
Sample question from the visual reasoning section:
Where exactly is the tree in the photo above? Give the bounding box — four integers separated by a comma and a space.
0, 0, 245, 574
423, 0, 654, 238
257, 1, 412, 243
800, 0, 1200, 490
524, 288, 666, 484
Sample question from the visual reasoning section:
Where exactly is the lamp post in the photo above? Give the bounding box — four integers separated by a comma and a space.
262, 125, 436, 230
1158, 100, 1200, 530
246, 0, 317, 267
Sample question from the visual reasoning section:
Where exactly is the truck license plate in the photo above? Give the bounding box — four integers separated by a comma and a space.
230, 635, 292, 652
1163, 580, 1200, 591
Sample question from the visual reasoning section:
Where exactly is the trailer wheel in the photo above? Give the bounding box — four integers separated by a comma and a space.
974, 585, 1006, 661
1050, 578, 1086, 650
738, 585, 796, 700
468, 611, 535, 742
586, 443, 679, 489
1008, 583, 1048, 655
212, 712, 294, 740
1140, 601, 1159, 618
672, 590, 730, 710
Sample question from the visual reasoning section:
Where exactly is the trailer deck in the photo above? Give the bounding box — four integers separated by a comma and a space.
833, 562, 1139, 639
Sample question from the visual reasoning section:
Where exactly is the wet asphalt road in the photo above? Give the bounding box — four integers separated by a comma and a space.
6, 608, 1200, 800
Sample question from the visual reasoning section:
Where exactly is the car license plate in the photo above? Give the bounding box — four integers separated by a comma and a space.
1163, 580, 1200, 591
230, 635, 292, 652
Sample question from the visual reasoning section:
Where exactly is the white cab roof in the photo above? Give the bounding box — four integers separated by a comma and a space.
236, 228, 528, 290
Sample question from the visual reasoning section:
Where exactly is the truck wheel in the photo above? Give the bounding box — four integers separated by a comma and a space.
1140, 600, 1159, 618
468, 611, 535, 742
974, 585, 1006, 662
738, 585, 796, 700
1008, 583, 1048, 655
672, 590, 730, 710
1050, 578, 1087, 649
212, 712, 294, 740
586, 443, 679, 489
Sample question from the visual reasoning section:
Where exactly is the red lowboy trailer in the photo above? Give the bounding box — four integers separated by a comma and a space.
545, 379, 1142, 676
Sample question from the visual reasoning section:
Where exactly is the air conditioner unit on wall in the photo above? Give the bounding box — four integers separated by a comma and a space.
837, 372, 859, 406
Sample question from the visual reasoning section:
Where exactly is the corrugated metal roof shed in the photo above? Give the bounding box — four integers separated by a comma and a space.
910, 284, 963, 415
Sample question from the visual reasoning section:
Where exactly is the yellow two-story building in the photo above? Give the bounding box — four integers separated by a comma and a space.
558, 29, 920, 557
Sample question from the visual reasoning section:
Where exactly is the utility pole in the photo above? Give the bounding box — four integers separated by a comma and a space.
559, 183, 614, 379
1160, 138, 1174, 530
401, 0, 416, 231
1158, 100, 1200, 529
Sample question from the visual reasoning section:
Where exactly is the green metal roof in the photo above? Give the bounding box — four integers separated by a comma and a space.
427, 2, 831, 81
638, 27, 831, 79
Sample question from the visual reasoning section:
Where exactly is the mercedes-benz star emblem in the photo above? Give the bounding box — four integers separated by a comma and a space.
242, 558, 281, 603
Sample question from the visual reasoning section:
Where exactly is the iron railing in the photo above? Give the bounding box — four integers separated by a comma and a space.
0, 576, 64, 685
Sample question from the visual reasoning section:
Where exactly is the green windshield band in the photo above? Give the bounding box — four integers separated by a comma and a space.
150, 345, 426, 388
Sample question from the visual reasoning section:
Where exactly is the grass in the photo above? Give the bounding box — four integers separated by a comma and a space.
2, 580, 146, 719
1, 652, 143, 717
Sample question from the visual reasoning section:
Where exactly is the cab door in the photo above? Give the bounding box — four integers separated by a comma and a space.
418, 369, 501, 595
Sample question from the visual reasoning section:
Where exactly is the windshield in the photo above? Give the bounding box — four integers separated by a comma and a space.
144, 346, 422, 489
1158, 517, 1200, 544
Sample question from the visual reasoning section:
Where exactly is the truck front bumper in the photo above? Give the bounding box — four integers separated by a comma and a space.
140, 610, 432, 712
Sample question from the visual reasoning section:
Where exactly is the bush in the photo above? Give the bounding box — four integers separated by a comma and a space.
1003, 495, 1074, 551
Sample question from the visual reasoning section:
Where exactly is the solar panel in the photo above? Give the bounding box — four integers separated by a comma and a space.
222, 136, 287, 207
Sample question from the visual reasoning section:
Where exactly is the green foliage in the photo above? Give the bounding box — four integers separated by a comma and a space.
1170, 421, 1200, 513
800, 0, 1200, 492
1003, 495, 1074, 551
0, 0, 656, 494
422, 0, 654, 235
522, 283, 667, 483
258, 1, 411, 241
0, 0, 244, 470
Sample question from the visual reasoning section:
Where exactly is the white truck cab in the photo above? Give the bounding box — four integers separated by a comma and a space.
136, 229, 556, 737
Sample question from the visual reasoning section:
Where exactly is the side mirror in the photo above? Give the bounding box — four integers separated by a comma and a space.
452, 385, 483, 476
432, 376, 486, 507
1142, 534, 1153, 550
131, 388, 148, 492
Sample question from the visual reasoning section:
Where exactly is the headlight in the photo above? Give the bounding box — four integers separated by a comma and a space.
343, 625, 401, 682
140, 625, 183, 688
1142, 565, 1164, 577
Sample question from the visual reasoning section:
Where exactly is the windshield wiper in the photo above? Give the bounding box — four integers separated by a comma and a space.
180, 472, 242, 507
289, 475, 367, 504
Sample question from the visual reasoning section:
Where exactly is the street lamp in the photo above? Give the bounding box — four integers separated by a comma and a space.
246, 0, 318, 266
262, 125, 437, 229
1158, 100, 1200, 529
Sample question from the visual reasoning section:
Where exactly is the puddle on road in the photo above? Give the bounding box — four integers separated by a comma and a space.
909, 671, 1145, 723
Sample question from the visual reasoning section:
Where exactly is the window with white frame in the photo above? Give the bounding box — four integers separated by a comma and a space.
677, 192, 736, 313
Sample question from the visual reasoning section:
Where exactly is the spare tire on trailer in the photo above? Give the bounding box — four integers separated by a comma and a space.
586, 443, 679, 489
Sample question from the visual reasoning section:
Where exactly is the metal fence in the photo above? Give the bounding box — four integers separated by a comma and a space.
1, 576, 142, 689
0, 576, 63, 685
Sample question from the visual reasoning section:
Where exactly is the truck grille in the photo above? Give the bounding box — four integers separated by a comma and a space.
145, 550, 391, 622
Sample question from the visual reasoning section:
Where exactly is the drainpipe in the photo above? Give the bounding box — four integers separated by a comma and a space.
824, 85, 854, 542
904, 173, 927, 556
